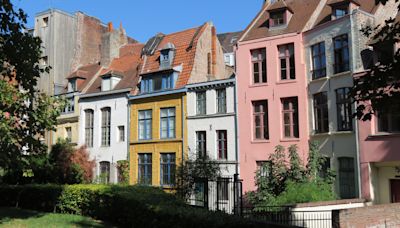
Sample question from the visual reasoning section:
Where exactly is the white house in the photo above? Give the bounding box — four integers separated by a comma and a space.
186, 77, 238, 177
78, 44, 143, 183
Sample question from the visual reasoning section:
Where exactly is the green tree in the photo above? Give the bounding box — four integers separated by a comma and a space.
351, 0, 400, 120
0, 0, 65, 183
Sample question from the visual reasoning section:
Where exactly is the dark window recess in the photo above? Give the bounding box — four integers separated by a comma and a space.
282, 97, 299, 138
339, 157, 356, 199
377, 102, 400, 133
314, 92, 329, 133
336, 88, 353, 131
270, 10, 286, 27
253, 100, 269, 140
311, 42, 326, 79
279, 44, 296, 80
334, 34, 350, 74
251, 48, 267, 84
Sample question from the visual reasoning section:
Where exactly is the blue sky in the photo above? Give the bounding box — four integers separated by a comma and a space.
12, 0, 263, 42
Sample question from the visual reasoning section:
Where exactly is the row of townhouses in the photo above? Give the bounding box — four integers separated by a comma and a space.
33, 0, 400, 206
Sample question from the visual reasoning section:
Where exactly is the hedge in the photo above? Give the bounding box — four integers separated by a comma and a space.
0, 185, 267, 228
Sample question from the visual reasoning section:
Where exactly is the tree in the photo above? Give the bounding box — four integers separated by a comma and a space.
247, 143, 336, 210
0, 0, 65, 182
351, 0, 400, 120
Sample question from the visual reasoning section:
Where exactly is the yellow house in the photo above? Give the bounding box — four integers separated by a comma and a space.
129, 92, 187, 187
128, 22, 226, 187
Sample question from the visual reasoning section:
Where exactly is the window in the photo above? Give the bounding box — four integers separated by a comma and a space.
42, 17, 48, 27
160, 108, 175, 139
101, 107, 111, 146
196, 131, 207, 158
84, 110, 94, 147
68, 79, 77, 92
334, 34, 350, 74
311, 42, 326, 79
217, 130, 227, 160
338, 157, 355, 199
66, 127, 72, 141
253, 100, 269, 140
118, 126, 125, 142
279, 43, 295, 80
256, 161, 271, 178
138, 154, 152, 185
138, 110, 152, 140
319, 157, 331, 179
282, 97, 299, 138
333, 4, 349, 19
377, 102, 400, 133
62, 97, 75, 114
41, 56, 48, 66
99, 161, 110, 184
336, 88, 353, 131
196, 91, 206, 115
160, 153, 175, 186
314, 92, 329, 133
270, 10, 285, 27
217, 178, 229, 201
141, 74, 175, 93
216, 88, 227, 113
101, 77, 111, 91
251, 48, 267, 84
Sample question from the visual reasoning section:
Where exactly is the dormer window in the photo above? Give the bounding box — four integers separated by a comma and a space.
101, 75, 121, 92
270, 10, 286, 27
333, 4, 349, 19
68, 79, 77, 92
160, 43, 175, 69
140, 73, 176, 94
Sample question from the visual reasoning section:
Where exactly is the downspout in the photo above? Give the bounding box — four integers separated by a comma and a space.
181, 94, 185, 167
126, 95, 131, 162
234, 82, 239, 176
350, 10, 362, 198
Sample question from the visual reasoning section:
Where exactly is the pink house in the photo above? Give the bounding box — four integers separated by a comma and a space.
236, 0, 322, 192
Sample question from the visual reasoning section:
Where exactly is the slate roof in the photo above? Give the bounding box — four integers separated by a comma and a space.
140, 24, 207, 89
217, 31, 242, 53
241, 0, 320, 41
315, 0, 378, 26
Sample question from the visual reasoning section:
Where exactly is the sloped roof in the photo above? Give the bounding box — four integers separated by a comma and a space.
140, 24, 207, 89
315, 0, 377, 26
119, 43, 145, 57
267, 0, 294, 13
66, 63, 102, 92
241, 0, 320, 41
218, 31, 242, 53
327, 0, 360, 6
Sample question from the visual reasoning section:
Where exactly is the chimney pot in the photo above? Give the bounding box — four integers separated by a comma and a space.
108, 22, 113, 32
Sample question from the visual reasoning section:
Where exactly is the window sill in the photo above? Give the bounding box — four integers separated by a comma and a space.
331, 71, 351, 78
333, 130, 353, 135
249, 83, 268, 88
368, 132, 400, 139
132, 138, 183, 144
309, 76, 328, 83
276, 80, 297, 85
251, 140, 270, 144
280, 138, 300, 142
312, 132, 331, 137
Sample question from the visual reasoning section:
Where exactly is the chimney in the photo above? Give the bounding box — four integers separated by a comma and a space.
211, 26, 217, 77
108, 22, 113, 32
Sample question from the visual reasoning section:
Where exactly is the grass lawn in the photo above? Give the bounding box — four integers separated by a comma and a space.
0, 207, 114, 228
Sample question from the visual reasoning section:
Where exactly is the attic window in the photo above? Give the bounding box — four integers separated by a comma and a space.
68, 79, 77, 93
332, 4, 349, 19
42, 17, 49, 27
270, 10, 286, 27
101, 75, 121, 92
160, 43, 175, 69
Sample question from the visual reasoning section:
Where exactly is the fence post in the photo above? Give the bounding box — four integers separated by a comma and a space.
233, 174, 243, 216
332, 210, 340, 228
204, 178, 209, 210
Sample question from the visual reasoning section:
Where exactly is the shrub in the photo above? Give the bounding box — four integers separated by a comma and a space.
116, 160, 129, 184
0, 184, 265, 228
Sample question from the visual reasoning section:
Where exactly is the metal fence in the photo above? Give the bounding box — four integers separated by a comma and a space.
187, 175, 243, 214
243, 206, 333, 228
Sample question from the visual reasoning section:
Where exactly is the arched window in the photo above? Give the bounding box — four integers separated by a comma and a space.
101, 107, 111, 146
84, 109, 94, 147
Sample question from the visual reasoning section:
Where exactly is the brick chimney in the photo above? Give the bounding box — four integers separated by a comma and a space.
211, 26, 217, 77
108, 22, 113, 32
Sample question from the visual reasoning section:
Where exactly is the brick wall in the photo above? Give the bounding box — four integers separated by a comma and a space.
334, 203, 400, 228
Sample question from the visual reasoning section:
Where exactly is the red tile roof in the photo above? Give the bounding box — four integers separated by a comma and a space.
140, 24, 207, 89
67, 63, 102, 92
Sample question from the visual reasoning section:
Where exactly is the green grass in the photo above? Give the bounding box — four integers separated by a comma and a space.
0, 207, 114, 228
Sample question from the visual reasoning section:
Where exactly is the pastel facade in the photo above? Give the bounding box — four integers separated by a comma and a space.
303, 0, 379, 199
129, 22, 228, 187
236, 0, 323, 192
186, 78, 238, 177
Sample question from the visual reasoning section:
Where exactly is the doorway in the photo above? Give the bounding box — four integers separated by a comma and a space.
390, 179, 400, 203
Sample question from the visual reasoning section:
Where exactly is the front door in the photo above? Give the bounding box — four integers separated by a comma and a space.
390, 179, 400, 203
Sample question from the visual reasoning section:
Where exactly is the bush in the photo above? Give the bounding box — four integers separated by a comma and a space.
0, 184, 265, 228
